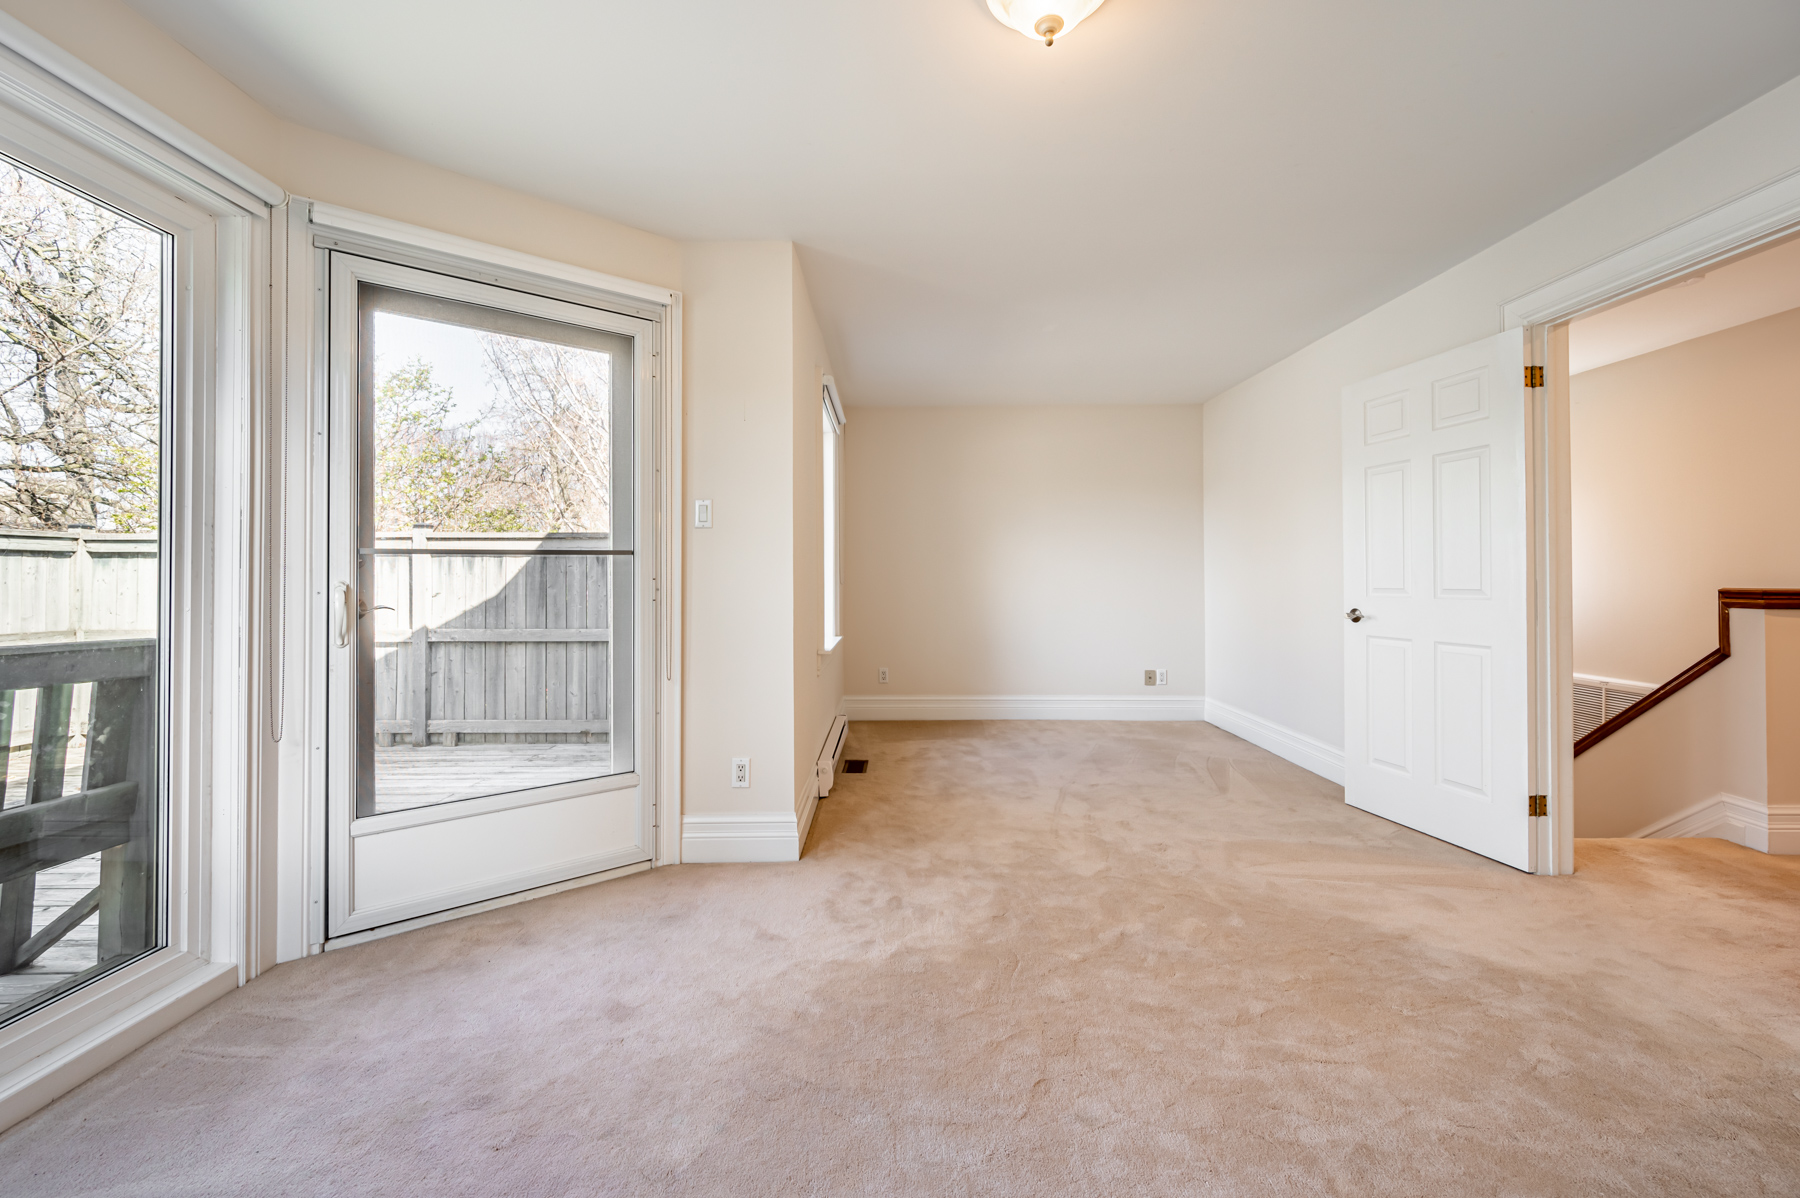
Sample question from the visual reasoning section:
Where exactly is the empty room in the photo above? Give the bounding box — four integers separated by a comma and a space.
1, 1, 1798, 1193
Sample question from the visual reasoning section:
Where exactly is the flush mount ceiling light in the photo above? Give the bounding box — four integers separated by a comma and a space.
986, 0, 1109, 47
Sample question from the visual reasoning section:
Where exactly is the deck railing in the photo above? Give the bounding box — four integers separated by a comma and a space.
1574, 589, 1800, 755
0, 638, 156, 976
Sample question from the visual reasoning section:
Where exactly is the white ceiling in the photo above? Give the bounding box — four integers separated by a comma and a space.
124, 0, 1800, 406
1569, 235, 1800, 374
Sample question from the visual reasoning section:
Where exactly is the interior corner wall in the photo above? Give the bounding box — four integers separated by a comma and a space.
841, 404, 1204, 712
1571, 304, 1800, 686
790, 251, 841, 811
680, 241, 799, 843
1201, 73, 1800, 775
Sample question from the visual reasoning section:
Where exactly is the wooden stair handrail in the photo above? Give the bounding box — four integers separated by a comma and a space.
1573, 589, 1800, 757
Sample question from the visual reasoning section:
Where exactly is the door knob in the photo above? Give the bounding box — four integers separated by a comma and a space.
1345, 608, 1365, 623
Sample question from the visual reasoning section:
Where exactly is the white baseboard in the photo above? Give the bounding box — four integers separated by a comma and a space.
1201, 698, 1346, 785
842, 693, 1207, 721
1769, 805, 1800, 856
1632, 792, 1771, 851
682, 809, 806, 863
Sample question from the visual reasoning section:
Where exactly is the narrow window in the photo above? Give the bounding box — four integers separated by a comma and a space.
822, 379, 845, 651
0, 156, 167, 1024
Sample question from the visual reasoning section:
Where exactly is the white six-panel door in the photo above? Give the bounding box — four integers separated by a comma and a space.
1342, 328, 1533, 870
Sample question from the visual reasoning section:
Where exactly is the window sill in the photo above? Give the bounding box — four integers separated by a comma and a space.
819, 636, 843, 655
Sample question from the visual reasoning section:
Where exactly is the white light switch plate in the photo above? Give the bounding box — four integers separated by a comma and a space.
694, 499, 712, 528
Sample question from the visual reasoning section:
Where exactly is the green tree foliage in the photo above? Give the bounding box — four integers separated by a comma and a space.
0, 159, 161, 532
373, 360, 528, 533
373, 332, 611, 536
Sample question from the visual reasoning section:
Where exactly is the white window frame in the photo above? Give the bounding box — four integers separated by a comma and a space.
0, 27, 270, 1130
821, 376, 846, 653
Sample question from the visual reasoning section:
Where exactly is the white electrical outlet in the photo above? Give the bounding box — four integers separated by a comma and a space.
731, 757, 750, 787
1157, 669, 1168, 686
1144, 669, 1157, 686
878, 667, 889, 684
694, 499, 712, 528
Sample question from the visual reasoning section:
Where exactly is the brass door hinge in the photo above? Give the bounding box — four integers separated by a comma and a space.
1524, 365, 1545, 388
1528, 794, 1548, 817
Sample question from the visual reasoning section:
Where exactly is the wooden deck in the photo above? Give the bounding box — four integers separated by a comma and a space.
373, 742, 614, 813
0, 854, 100, 1014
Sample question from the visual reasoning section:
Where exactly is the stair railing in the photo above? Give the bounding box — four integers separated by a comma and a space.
1574, 589, 1800, 757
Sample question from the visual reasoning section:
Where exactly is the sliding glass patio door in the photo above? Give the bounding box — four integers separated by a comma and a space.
326, 254, 655, 938
0, 154, 167, 1024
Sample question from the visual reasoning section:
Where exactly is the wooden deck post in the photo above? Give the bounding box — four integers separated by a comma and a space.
90, 671, 153, 963
411, 625, 429, 748
410, 524, 431, 748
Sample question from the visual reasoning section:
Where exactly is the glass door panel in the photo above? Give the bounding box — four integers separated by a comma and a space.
356, 286, 635, 817
0, 155, 165, 1024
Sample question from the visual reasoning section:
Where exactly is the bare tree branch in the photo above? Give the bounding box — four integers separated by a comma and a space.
0, 160, 161, 532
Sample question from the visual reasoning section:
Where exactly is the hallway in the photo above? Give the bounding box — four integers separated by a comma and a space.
5, 720, 1798, 1195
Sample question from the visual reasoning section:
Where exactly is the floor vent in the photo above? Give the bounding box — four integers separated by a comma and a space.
1573, 675, 1654, 740
842, 759, 869, 774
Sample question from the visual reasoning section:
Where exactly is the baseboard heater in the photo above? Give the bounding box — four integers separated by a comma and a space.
816, 715, 850, 797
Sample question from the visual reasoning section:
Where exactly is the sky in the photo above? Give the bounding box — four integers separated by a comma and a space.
372, 310, 507, 430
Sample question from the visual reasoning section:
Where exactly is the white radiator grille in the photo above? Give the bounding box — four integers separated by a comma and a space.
1573, 675, 1654, 740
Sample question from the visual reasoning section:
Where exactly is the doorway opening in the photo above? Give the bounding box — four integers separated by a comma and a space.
1561, 234, 1800, 851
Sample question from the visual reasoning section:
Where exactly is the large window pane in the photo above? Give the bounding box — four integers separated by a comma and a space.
356, 286, 633, 818
0, 156, 164, 1024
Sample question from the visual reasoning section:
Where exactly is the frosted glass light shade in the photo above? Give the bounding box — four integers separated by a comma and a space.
986, 0, 1109, 46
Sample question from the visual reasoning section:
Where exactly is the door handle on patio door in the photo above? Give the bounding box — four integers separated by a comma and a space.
335, 581, 352, 648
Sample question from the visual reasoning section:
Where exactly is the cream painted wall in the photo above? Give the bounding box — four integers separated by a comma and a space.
791, 253, 842, 807
842, 405, 1204, 700
1766, 612, 1800, 836
1202, 74, 1800, 770
681, 242, 798, 823
1571, 304, 1800, 685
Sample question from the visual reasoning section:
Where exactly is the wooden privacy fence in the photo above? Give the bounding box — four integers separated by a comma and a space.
0, 639, 156, 976
369, 531, 614, 747
0, 530, 159, 645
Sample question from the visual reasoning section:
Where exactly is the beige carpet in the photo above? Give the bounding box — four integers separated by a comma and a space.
5, 720, 1800, 1196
